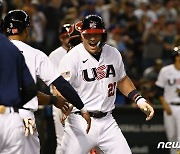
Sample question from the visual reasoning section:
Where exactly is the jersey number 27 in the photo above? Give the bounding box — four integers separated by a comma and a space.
108, 82, 116, 97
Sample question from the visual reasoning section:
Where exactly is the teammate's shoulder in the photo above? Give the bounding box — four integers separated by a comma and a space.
59, 45, 80, 63
67, 43, 82, 55
24, 43, 48, 58
160, 64, 174, 72
51, 46, 65, 54
11, 40, 37, 52
49, 47, 67, 58
11, 40, 25, 46
71, 43, 83, 50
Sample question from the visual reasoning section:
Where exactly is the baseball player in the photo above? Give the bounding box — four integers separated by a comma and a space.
49, 24, 72, 154
0, 32, 37, 154
49, 22, 83, 154
156, 47, 180, 154
3, 9, 91, 154
49, 24, 71, 68
58, 14, 154, 154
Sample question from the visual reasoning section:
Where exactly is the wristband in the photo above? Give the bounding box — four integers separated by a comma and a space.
128, 89, 143, 103
80, 107, 87, 114
136, 97, 147, 106
49, 96, 57, 105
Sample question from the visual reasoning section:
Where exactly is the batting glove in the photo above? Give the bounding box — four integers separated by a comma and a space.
137, 98, 154, 121
23, 118, 36, 136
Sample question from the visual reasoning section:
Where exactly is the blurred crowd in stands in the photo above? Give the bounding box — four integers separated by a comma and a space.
2, 0, 180, 106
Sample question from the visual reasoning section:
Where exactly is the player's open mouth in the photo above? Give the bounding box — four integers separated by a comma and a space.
89, 42, 97, 47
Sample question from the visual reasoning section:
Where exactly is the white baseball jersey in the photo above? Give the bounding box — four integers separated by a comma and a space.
156, 64, 180, 104
49, 46, 67, 68
11, 40, 60, 154
58, 43, 126, 112
49, 46, 68, 154
11, 40, 60, 111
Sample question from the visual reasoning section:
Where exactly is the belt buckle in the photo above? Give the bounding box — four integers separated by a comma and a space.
92, 111, 102, 118
91, 112, 96, 118
0, 105, 6, 114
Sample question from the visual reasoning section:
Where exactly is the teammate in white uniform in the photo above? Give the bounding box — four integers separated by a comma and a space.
0, 33, 37, 154
49, 24, 71, 154
58, 15, 154, 154
156, 47, 180, 154
50, 22, 84, 154
3, 10, 91, 154
49, 24, 71, 67
0, 4, 37, 154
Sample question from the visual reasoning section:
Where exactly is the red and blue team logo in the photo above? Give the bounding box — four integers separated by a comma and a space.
95, 65, 107, 80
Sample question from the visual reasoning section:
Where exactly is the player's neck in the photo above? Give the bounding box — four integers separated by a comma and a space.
62, 45, 69, 51
174, 62, 180, 70
91, 50, 102, 61
8, 35, 24, 42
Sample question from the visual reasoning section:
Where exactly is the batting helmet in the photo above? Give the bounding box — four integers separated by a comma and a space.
59, 24, 71, 37
3, 9, 30, 36
172, 46, 180, 61
68, 21, 82, 47
81, 14, 106, 34
81, 15, 107, 47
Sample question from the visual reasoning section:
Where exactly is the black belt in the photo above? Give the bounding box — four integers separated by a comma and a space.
12, 107, 31, 113
170, 102, 180, 106
0, 106, 31, 114
74, 111, 108, 118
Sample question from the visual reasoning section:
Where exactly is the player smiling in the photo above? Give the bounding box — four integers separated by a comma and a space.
58, 14, 154, 154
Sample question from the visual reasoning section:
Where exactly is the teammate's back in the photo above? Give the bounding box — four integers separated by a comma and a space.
0, 33, 36, 106
0, 33, 37, 154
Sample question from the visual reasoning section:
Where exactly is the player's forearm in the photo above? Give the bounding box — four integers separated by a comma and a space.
159, 96, 169, 109
117, 75, 136, 97
21, 83, 37, 106
117, 76, 147, 104
117, 76, 154, 120
156, 86, 167, 107
37, 91, 66, 105
37, 91, 51, 105
52, 76, 84, 110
